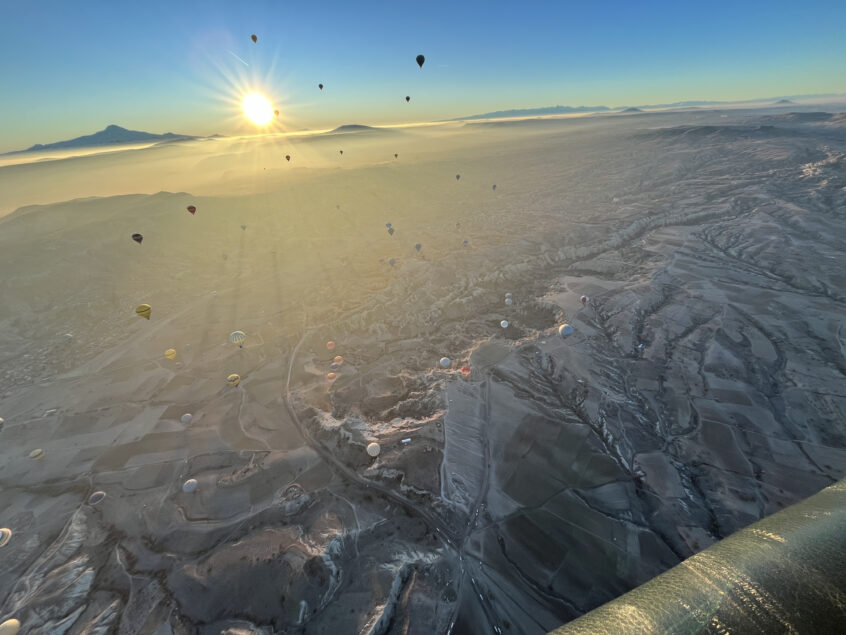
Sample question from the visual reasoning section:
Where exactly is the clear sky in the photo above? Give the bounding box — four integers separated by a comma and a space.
1, 0, 845, 152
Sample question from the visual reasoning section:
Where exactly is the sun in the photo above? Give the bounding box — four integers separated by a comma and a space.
242, 92, 274, 126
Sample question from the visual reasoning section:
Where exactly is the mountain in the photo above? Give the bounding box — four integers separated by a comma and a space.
450, 105, 611, 120
620, 107, 643, 113
6, 125, 197, 154
774, 99, 797, 105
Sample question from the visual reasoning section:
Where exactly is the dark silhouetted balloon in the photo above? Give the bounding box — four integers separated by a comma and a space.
241, 224, 247, 231
463, 239, 469, 246
187, 205, 196, 215
319, 83, 324, 90
132, 233, 143, 244
285, 155, 291, 161
251, 34, 257, 43
386, 222, 392, 228
492, 184, 497, 190
406, 96, 410, 102
388, 227, 395, 236
339, 150, 343, 155
394, 153, 398, 158
415, 243, 422, 251
456, 174, 460, 181
416, 54, 425, 68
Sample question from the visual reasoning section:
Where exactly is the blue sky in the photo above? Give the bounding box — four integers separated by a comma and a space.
1, 0, 845, 152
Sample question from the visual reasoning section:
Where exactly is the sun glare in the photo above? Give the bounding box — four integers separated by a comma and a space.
242, 92, 274, 126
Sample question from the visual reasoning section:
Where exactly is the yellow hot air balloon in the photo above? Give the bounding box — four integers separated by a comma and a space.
227, 373, 241, 387
326, 372, 337, 382
29, 448, 45, 460
0, 619, 21, 635
333, 355, 344, 364
165, 349, 177, 360
135, 304, 152, 320
230, 331, 246, 348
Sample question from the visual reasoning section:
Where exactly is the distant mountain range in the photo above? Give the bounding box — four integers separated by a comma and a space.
3, 125, 200, 155
452, 93, 846, 121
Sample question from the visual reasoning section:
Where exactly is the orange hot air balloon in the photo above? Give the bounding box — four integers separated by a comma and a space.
187, 205, 196, 215
274, 109, 279, 116
326, 341, 335, 350
333, 355, 343, 364
326, 372, 337, 382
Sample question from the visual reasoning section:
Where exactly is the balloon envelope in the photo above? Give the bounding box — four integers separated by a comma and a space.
319, 83, 324, 89
183, 479, 198, 493
135, 304, 152, 320
460, 365, 471, 376
88, 491, 106, 505
241, 224, 247, 231
416, 54, 425, 68
131, 233, 143, 244
415, 243, 422, 251
406, 96, 410, 102
187, 205, 196, 214
366, 442, 381, 457
181, 413, 193, 424
386, 222, 392, 228
326, 341, 335, 350
505, 298, 513, 306
230, 331, 246, 347
559, 324, 575, 338
165, 349, 176, 360
29, 448, 44, 460
493, 184, 497, 190
456, 174, 460, 180
439, 357, 451, 368
251, 34, 257, 43
330, 362, 340, 371
388, 258, 396, 266
326, 372, 337, 382
0, 619, 21, 635
0, 528, 11, 547
580, 295, 589, 306
227, 373, 241, 387
388, 227, 395, 235
501, 320, 509, 328
333, 355, 344, 364
285, 155, 291, 161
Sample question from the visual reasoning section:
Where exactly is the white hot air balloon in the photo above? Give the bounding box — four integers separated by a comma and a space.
439, 357, 451, 368
230, 331, 246, 348
505, 292, 513, 299
181, 413, 193, 424
558, 324, 575, 339
183, 479, 199, 493
501, 320, 509, 328
505, 298, 513, 306
366, 442, 381, 457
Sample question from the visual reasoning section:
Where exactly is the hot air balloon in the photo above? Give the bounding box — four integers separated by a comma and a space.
326, 372, 337, 382
406, 96, 411, 103
0, 417, 4, 431
165, 349, 177, 360
580, 295, 589, 306
132, 233, 143, 244
505, 298, 513, 306
285, 155, 291, 161
88, 491, 106, 505
136, 304, 152, 320
456, 174, 461, 181
319, 83, 324, 90
388, 227, 395, 236
251, 34, 257, 43
241, 224, 247, 231
463, 239, 469, 246
330, 362, 340, 371
333, 355, 344, 364
0, 528, 11, 547
416, 54, 425, 68
366, 442, 381, 457
181, 413, 193, 424
230, 331, 246, 348
29, 448, 44, 460
559, 324, 575, 339
183, 479, 198, 493
187, 205, 196, 215
493, 184, 497, 190
388, 258, 396, 266
386, 222, 392, 228
0, 619, 21, 635
274, 109, 279, 116
439, 357, 451, 368
505, 292, 513, 299
415, 243, 422, 252
501, 320, 509, 328
339, 150, 343, 155
227, 373, 241, 387
460, 365, 471, 377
